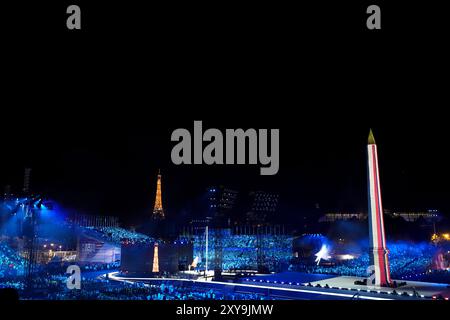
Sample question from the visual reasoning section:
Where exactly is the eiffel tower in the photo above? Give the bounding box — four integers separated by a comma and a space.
152, 243, 159, 273
152, 170, 165, 220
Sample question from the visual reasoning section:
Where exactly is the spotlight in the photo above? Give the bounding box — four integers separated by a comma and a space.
36, 198, 43, 209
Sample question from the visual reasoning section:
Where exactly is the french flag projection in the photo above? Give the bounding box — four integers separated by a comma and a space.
367, 129, 392, 287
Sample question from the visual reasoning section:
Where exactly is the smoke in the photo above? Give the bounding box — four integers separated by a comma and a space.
314, 244, 331, 265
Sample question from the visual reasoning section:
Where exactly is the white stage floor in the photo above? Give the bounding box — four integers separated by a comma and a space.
308, 276, 450, 298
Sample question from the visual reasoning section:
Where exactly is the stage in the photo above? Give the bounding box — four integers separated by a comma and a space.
307, 276, 450, 299
106, 272, 426, 300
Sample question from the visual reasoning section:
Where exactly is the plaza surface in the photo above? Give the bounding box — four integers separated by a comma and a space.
308, 276, 450, 299
106, 272, 394, 300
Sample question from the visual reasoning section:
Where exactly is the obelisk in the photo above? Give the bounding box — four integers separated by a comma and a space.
367, 129, 391, 287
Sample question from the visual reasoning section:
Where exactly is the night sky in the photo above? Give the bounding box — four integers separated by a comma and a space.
2, 2, 449, 225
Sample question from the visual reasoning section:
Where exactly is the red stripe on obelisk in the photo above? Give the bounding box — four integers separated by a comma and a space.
372, 146, 383, 249
372, 145, 386, 283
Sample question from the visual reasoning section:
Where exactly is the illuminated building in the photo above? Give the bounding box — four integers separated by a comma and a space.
207, 186, 238, 219
432, 233, 450, 243
390, 209, 441, 222
367, 129, 391, 287
319, 212, 367, 222
319, 210, 440, 223
152, 170, 165, 220
246, 191, 279, 223
67, 214, 119, 228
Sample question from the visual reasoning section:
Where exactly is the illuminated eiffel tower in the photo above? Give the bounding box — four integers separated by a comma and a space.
152, 169, 165, 220
152, 243, 159, 273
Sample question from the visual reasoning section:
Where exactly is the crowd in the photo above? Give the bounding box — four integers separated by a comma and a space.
189, 232, 292, 271
86, 227, 152, 244
51, 280, 271, 300
407, 269, 450, 283
389, 243, 435, 279
0, 242, 25, 278
2, 270, 270, 300
80, 261, 120, 271
293, 242, 438, 279
1, 232, 448, 300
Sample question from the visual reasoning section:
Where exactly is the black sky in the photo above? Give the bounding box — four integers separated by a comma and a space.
2, 1, 449, 224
